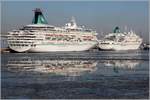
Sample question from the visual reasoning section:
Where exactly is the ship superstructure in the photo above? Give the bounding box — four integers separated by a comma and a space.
7, 8, 98, 52
98, 27, 142, 50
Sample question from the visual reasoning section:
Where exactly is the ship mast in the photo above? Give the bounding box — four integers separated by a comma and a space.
70, 16, 77, 29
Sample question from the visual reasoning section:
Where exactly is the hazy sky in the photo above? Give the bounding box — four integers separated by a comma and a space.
1, 1, 149, 42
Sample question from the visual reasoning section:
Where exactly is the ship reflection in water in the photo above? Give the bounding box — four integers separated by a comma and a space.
6, 57, 97, 76
98, 60, 141, 76
5, 55, 141, 76
2, 52, 149, 99
103, 60, 139, 69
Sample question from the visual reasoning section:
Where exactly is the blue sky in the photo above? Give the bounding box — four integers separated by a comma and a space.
1, 1, 149, 42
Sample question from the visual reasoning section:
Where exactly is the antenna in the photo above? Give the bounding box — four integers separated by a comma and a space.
70, 16, 77, 26
71, 16, 76, 23
70, 16, 77, 28
33, 8, 42, 12
124, 25, 127, 32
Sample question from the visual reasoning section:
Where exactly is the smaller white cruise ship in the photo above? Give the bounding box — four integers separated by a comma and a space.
98, 27, 142, 50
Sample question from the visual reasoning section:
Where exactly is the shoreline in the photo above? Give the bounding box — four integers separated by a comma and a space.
0, 48, 11, 53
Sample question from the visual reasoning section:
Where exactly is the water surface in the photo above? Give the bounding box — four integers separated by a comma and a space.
1, 50, 149, 99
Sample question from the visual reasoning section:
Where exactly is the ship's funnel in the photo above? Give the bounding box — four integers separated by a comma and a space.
32, 8, 48, 24
113, 26, 120, 33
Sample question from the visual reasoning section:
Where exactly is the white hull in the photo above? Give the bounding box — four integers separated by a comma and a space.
29, 43, 96, 52
9, 45, 31, 52
99, 43, 141, 51
9, 42, 97, 52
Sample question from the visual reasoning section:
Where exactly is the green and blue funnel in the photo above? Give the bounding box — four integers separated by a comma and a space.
113, 26, 120, 33
32, 8, 48, 24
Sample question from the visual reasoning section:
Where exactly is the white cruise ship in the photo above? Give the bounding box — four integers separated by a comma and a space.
7, 8, 98, 52
98, 27, 142, 50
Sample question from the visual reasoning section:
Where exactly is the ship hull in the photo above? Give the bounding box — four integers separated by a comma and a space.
99, 43, 142, 51
9, 45, 31, 52
28, 43, 97, 52
8, 42, 97, 52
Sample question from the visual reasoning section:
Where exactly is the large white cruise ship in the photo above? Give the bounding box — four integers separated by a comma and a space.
7, 8, 98, 52
98, 27, 142, 50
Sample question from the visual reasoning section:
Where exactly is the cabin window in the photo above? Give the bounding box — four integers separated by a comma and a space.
52, 38, 56, 40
